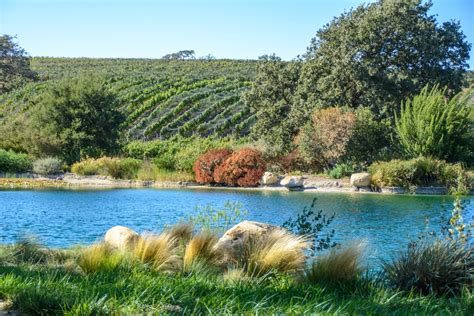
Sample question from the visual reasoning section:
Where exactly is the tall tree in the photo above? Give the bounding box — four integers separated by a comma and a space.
243, 55, 301, 154
27, 75, 124, 164
0, 35, 37, 93
297, 0, 471, 116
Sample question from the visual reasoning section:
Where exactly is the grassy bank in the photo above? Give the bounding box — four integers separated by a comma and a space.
0, 258, 472, 314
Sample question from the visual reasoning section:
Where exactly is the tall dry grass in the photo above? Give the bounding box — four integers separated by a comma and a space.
77, 243, 126, 274
133, 232, 181, 272
183, 231, 221, 272
166, 222, 194, 243
304, 242, 366, 284
242, 230, 310, 277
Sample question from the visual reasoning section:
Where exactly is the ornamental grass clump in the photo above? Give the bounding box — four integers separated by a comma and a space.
183, 231, 221, 273
77, 243, 126, 274
382, 240, 474, 296
304, 242, 366, 284
133, 232, 181, 272
242, 230, 310, 277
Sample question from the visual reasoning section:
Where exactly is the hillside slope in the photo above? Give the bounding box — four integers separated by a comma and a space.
0, 58, 257, 141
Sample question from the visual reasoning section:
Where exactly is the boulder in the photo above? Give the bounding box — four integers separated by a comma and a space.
350, 173, 371, 187
261, 172, 279, 185
104, 226, 139, 250
214, 221, 283, 262
280, 176, 304, 189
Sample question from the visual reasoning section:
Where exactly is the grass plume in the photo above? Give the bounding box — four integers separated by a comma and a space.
304, 242, 366, 284
133, 232, 181, 272
243, 230, 310, 277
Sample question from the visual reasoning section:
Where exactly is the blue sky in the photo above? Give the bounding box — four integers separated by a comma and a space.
1, 0, 473, 67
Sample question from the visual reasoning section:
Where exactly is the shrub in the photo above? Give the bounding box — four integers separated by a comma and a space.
278, 149, 306, 173
71, 158, 103, 176
328, 163, 354, 179
71, 157, 142, 179
32, 157, 62, 175
214, 148, 266, 187
103, 157, 142, 179
125, 136, 243, 173
382, 240, 474, 296
193, 148, 232, 183
396, 85, 473, 162
282, 198, 337, 253
297, 107, 356, 170
369, 157, 471, 193
0, 149, 31, 173
345, 107, 393, 165
304, 242, 365, 284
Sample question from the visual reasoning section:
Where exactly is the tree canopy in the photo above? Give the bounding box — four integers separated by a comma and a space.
24, 75, 124, 164
246, 0, 471, 157
0, 35, 37, 93
297, 0, 471, 116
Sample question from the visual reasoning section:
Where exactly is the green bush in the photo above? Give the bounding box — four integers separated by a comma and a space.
369, 157, 471, 193
328, 163, 354, 179
396, 85, 473, 163
32, 157, 63, 175
0, 149, 32, 173
125, 136, 244, 173
382, 240, 474, 296
71, 157, 142, 179
345, 107, 393, 165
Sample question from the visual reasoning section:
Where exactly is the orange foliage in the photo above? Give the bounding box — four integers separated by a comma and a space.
193, 148, 233, 183
214, 148, 266, 187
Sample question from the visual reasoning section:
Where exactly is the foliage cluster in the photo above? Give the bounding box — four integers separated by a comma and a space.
0, 35, 37, 93
32, 157, 63, 175
125, 136, 243, 173
193, 148, 233, 183
0, 149, 31, 173
213, 148, 265, 187
297, 107, 391, 171
396, 85, 473, 163
245, 0, 471, 167
369, 157, 471, 193
71, 157, 142, 179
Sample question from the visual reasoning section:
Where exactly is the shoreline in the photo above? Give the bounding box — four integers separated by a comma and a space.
0, 174, 469, 196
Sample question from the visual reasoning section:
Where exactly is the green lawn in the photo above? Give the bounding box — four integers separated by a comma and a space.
0, 262, 472, 315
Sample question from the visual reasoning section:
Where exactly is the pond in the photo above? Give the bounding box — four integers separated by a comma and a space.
1, 188, 472, 262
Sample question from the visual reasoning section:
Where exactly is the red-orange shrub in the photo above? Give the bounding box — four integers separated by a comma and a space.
214, 148, 266, 187
193, 148, 232, 183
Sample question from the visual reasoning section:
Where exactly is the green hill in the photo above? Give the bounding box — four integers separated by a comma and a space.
0, 58, 257, 141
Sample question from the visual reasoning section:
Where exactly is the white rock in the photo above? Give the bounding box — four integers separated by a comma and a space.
280, 176, 304, 188
350, 173, 371, 187
261, 172, 279, 185
104, 226, 139, 250
214, 221, 283, 262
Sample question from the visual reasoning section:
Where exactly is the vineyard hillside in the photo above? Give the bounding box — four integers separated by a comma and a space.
0, 58, 257, 141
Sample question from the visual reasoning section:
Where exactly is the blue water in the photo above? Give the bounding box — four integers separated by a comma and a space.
0, 188, 472, 260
